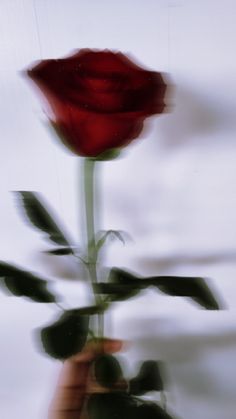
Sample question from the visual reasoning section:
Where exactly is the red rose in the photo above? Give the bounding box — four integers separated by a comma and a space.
27, 49, 167, 157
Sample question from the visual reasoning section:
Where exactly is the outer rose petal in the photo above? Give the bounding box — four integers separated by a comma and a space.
28, 60, 166, 114
57, 105, 144, 157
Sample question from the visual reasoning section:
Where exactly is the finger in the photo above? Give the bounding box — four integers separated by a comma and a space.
71, 338, 123, 362
48, 339, 123, 419
48, 360, 90, 418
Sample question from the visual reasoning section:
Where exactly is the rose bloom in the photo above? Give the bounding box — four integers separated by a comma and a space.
27, 49, 167, 157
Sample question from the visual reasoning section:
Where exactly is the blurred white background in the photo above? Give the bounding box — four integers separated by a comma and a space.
1, 0, 236, 418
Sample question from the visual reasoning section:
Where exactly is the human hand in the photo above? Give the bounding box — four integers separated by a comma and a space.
48, 339, 123, 419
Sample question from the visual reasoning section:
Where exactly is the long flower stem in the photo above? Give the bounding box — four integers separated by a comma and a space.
83, 158, 103, 337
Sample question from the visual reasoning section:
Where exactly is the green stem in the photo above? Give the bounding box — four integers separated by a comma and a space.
84, 158, 96, 262
83, 158, 104, 337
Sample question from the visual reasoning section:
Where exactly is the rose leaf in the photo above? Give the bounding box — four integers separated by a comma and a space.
148, 276, 220, 310
87, 393, 137, 419
95, 268, 146, 301
136, 402, 176, 419
96, 230, 126, 253
15, 191, 74, 249
94, 354, 123, 388
0, 261, 56, 303
39, 309, 89, 359
46, 247, 75, 255
128, 360, 164, 395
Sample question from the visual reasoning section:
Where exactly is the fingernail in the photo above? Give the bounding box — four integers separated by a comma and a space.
103, 339, 123, 352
